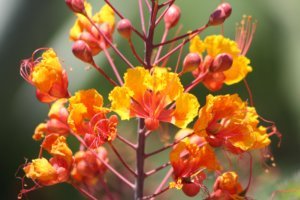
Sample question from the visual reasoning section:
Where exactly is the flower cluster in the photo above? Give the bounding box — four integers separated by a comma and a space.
18, 1, 280, 200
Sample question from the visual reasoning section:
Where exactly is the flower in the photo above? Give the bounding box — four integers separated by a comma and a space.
71, 147, 108, 186
33, 98, 69, 140
70, 3, 115, 55
189, 35, 252, 91
109, 67, 200, 130
209, 171, 244, 200
169, 137, 220, 191
194, 94, 271, 153
68, 89, 117, 147
24, 134, 73, 186
20, 49, 69, 103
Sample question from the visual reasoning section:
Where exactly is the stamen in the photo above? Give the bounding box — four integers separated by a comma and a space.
235, 15, 257, 55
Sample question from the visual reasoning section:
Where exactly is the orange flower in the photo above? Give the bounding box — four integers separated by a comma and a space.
209, 171, 244, 200
169, 137, 220, 190
109, 67, 200, 130
24, 134, 73, 186
68, 89, 117, 147
33, 98, 69, 140
194, 94, 271, 153
71, 147, 108, 186
70, 3, 115, 55
20, 49, 69, 103
189, 35, 252, 91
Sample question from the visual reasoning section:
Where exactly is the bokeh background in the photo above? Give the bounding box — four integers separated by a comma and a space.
1, 0, 300, 199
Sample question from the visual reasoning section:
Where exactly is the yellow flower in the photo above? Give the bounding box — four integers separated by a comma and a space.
109, 67, 200, 130
68, 89, 110, 134
194, 94, 270, 153
23, 158, 57, 185
189, 35, 252, 90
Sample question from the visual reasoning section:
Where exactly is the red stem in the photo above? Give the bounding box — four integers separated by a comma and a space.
104, 0, 145, 40
109, 142, 137, 177
72, 183, 98, 200
128, 38, 147, 66
145, 132, 195, 158
90, 60, 118, 86
102, 45, 124, 85
117, 134, 137, 150
84, 15, 135, 69
154, 27, 169, 64
135, 119, 147, 199
150, 168, 173, 200
139, 0, 147, 35
71, 132, 134, 189
145, 162, 170, 177
143, 186, 170, 199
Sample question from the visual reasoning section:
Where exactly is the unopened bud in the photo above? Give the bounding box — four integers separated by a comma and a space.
210, 53, 233, 72
208, 3, 232, 26
117, 19, 132, 39
72, 40, 93, 63
65, 0, 85, 13
182, 183, 201, 197
164, 5, 181, 29
183, 53, 202, 73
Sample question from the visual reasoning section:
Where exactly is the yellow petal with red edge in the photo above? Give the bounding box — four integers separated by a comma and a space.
69, 89, 104, 118
109, 86, 133, 120
68, 103, 87, 134
204, 35, 240, 58
48, 98, 68, 119
189, 35, 205, 55
93, 4, 115, 29
24, 157, 57, 182
172, 93, 200, 128
124, 67, 149, 99
224, 55, 252, 85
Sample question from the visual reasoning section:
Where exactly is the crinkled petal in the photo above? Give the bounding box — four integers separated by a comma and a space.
204, 35, 240, 58
109, 86, 133, 120
172, 93, 200, 128
224, 55, 252, 85
189, 35, 205, 55
124, 67, 149, 100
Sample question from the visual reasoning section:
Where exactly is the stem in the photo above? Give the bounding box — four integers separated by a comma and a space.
154, 25, 208, 47
91, 60, 118, 86
135, 119, 147, 199
143, 186, 169, 200
99, 177, 114, 200
128, 38, 147, 66
117, 134, 137, 150
145, 162, 170, 177
102, 46, 124, 85
150, 168, 173, 200
104, 0, 145, 40
154, 28, 169, 64
145, 132, 195, 158
72, 183, 98, 200
71, 132, 134, 189
145, 1, 159, 68
109, 142, 137, 177
139, 0, 147, 35
85, 15, 135, 69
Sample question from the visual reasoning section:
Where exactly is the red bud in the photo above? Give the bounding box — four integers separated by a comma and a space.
164, 5, 181, 29
117, 19, 132, 39
65, 0, 85, 14
72, 40, 93, 63
183, 53, 202, 73
182, 183, 201, 197
208, 3, 232, 26
210, 53, 233, 72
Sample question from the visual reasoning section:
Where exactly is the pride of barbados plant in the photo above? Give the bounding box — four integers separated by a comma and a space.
18, 0, 282, 199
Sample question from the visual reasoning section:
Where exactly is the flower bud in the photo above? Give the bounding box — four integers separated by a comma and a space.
164, 5, 181, 29
117, 19, 132, 39
72, 40, 93, 63
208, 3, 232, 26
183, 53, 202, 73
65, 0, 85, 14
182, 183, 201, 197
210, 53, 233, 72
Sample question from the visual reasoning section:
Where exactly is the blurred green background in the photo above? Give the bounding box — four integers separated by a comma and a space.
1, 0, 300, 199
